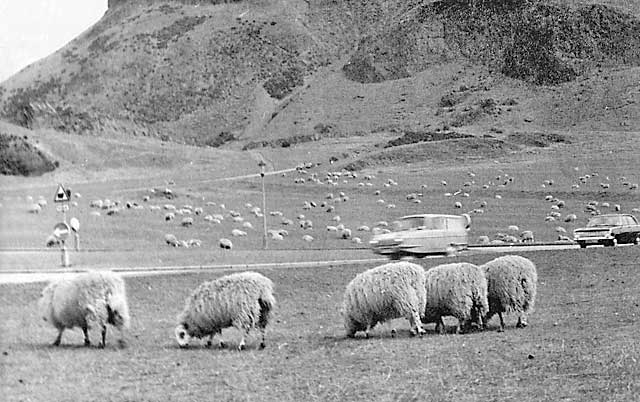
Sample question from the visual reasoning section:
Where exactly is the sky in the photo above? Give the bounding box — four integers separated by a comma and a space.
0, 1, 107, 82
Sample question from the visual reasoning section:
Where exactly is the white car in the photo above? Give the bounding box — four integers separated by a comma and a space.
369, 214, 471, 259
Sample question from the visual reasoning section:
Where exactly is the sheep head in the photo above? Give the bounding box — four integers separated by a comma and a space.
175, 323, 191, 347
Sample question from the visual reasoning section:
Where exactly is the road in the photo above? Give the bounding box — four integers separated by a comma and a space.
0, 243, 580, 284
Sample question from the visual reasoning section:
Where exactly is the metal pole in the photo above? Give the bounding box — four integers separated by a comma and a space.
261, 170, 268, 250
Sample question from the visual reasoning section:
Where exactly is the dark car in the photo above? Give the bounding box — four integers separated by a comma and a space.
573, 214, 640, 248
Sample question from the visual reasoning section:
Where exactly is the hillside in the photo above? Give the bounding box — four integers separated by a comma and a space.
0, 0, 639, 157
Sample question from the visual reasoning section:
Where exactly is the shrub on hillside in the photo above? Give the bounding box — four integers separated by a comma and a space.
0, 133, 57, 176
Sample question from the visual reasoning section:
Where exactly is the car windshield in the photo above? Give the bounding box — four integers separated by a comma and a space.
587, 216, 623, 227
394, 216, 447, 231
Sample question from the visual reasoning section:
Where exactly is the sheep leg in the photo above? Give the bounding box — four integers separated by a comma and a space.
238, 335, 246, 351
483, 312, 494, 329
82, 327, 91, 347
435, 317, 446, 334
498, 313, 506, 332
206, 335, 213, 348
52, 329, 64, 346
259, 328, 266, 349
409, 311, 426, 337
100, 325, 107, 348
516, 314, 527, 328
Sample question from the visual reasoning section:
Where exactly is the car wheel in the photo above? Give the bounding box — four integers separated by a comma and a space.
578, 242, 587, 249
389, 253, 401, 261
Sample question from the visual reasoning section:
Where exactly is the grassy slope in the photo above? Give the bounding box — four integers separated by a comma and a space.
2, 247, 640, 401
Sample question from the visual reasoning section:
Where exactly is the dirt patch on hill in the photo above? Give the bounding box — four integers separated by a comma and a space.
507, 132, 572, 147
384, 130, 473, 148
0, 132, 57, 176
344, 136, 520, 171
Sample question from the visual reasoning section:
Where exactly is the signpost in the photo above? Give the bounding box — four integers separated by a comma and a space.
53, 184, 72, 267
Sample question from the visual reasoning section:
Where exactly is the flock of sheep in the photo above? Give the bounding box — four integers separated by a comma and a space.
38, 254, 537, 349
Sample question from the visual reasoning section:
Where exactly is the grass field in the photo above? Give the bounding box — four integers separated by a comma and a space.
2, 246, 640, 401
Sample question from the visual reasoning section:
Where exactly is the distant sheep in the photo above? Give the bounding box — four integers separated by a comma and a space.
38, 271, 130, 347
520, 231, 534, 243
232, 229, 247, 237
181, 217, 194, 227
28, 204, 42, 214
175, 271, 276, 350
342, 262, 426, 338
219, 238, 233, 249
422, 262, 488, 334
480, 255, 537, 331
165, 234, 179, 247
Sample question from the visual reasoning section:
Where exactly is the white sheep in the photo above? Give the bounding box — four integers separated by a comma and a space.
232, 229, 247, 237
340, 228, 352, 239
165, 234, 179, 247
28, 203, 42, 214
520, 230, 534, 243
175, 271, 275, 350
38, 271, 130, 347
480, 255, 537, 332
181, 217, 194, 227
422, 262, 488, 334
302, 234, 314, 242
342, 262, 426, 338
219, 238, 233, 249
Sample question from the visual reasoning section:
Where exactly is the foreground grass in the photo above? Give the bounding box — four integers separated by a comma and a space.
2, 247, 640, 401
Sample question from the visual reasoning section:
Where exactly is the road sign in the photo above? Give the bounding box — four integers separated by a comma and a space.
53, 222, 71, 240
54, 184, 70, 203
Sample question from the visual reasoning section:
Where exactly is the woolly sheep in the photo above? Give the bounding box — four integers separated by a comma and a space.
520, 231, 534, 243
175, 271, 275, 350
28, 204, 42, 214
342, 262, 426, 338
181, 217, 194, 227
38, 271, 130, 347
232, 229, 247, 237
219, 238, 233, 249
422, 262, 488, 334
480, 255, 537, 332
165, 234, 179, 247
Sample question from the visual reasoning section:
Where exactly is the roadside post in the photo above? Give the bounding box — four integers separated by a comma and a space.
53, 184, 72, 267
258, 160, 268, 250
53, 222, 71, 267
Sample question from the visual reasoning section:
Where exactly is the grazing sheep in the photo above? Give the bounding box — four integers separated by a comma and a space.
28, 204, 42, 214
38, 271, 130, 347
481, 255, 537, 332
342, 262, 426, 338
520, 231, 534, 243
357, 225, 370, 232
175, 271, 275, 350
219, 238, 233, 249
165, 234, 179, 247
45, 234, 61, 247
422, 263, 488, 334
340, 228, 352, 240
165, 213, 175, 221
181, 217, 194, 227
232, 229, 247, 237
302, 234, 314, 242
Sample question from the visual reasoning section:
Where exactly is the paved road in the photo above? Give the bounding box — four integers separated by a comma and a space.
0, 243, 580, 284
